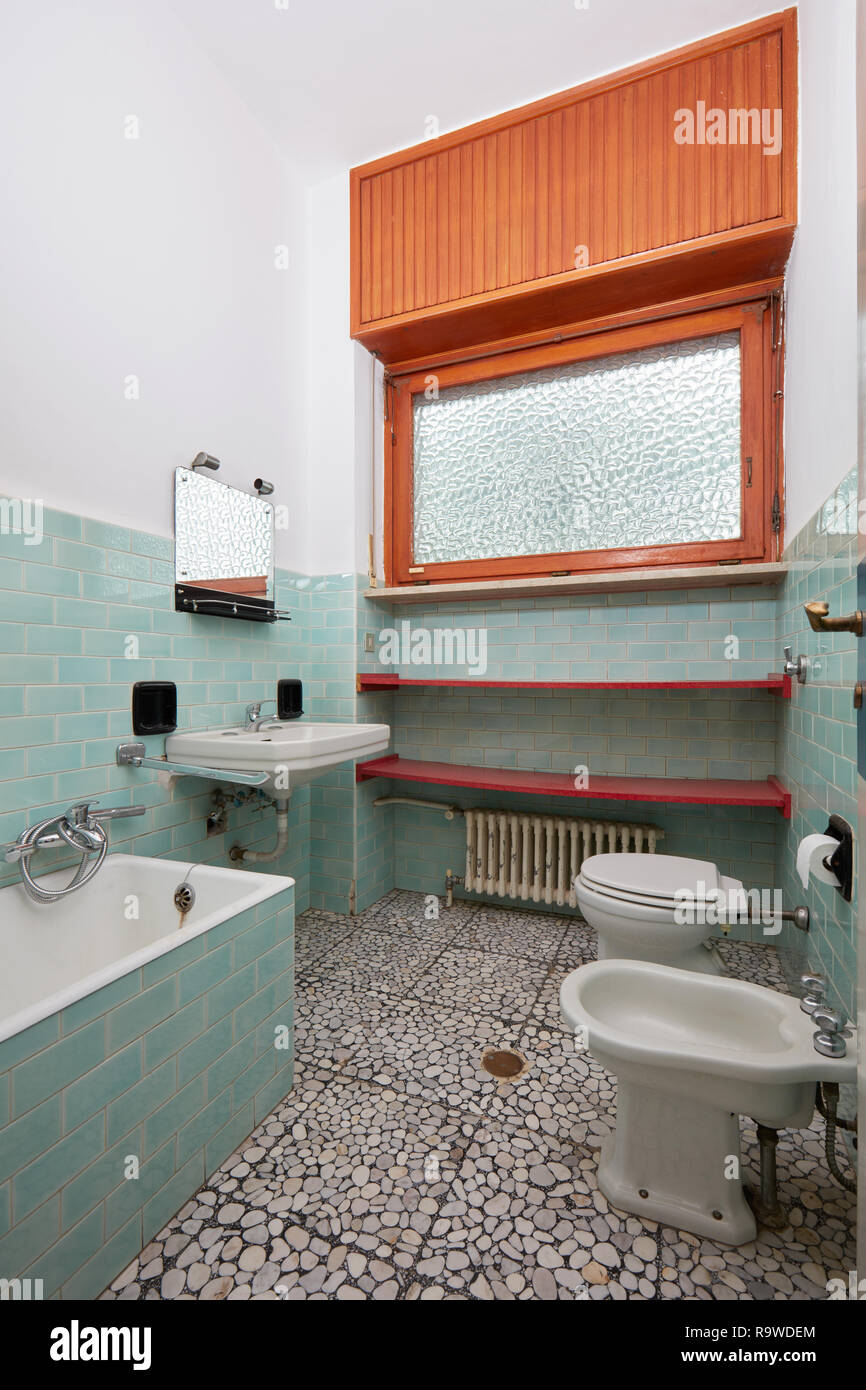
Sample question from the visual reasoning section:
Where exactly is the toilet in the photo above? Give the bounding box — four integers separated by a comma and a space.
561, 958, 857, 1244
574, 852, 743, 973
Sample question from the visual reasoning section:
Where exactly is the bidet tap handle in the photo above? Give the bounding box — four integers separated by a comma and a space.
812, 1007, 850, 1058
799, 972, 826, 1014
812, 1006, 847, 1032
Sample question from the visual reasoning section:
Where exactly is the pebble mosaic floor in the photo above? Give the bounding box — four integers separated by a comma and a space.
104, 891, 856, 1301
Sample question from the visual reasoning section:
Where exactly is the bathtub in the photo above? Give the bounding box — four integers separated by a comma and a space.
0, 853, 294, 1044
0, 852, 295, 1298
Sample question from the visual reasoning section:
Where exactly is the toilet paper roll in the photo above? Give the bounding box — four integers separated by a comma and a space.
796, 834, 840, 891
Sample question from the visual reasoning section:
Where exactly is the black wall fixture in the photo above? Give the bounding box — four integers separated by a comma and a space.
823, 815, 854, 902
277, 679, 303, 720
132, 681, 178, 736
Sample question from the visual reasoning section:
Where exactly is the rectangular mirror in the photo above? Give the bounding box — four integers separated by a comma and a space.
173, 467, 288, 622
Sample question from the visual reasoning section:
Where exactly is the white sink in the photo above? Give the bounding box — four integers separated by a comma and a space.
165, 721, 390, 800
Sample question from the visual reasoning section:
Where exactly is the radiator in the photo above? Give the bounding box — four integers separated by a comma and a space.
463, 809, 663, 909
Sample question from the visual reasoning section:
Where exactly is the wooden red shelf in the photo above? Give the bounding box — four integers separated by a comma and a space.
357, 672, 791, 697
355, 755, 792, 818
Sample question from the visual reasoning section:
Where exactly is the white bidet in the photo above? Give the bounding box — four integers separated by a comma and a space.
560, 959, 856, 1244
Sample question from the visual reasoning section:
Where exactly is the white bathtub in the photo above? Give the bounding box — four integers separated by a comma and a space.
0, 854, 294, 1044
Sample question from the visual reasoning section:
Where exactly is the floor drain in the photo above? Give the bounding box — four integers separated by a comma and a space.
480, 1046, 528, 1081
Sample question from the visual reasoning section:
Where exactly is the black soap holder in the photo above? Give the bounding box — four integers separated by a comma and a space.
132, 681, 178, 736
277, 679, 303, 720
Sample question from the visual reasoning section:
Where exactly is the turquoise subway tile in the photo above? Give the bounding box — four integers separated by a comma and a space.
82, 572, 130, 601
0, 623, 25, 653
176, 1017, 233, 1089
26, 625, 82, 655
54, 540, 106, 573
144, 998, 205, 1073
25, 1205, 102, 1297
206, 1032, 256, 1097
143, 1077, 205, 1157
0, 1197, 61, 1282
176, 943, 233, 1007
176, 1089, 233, 1167
103, 1139, 174, 1239
106, 1059, 175, 1146
26, 686, 82, 717
0, 1096, 61, 1181
107, 979, 177, 1053
64, 1043, 143, 1133
61, 973, 141, 1034
12, 1021, 105, 1118
132, 530, 173, 560
62, 1214, 143, 1299
107, 551, 151, 580
42, 509, 83, 541
13, 1114, 104, 1221
23, 564, 80, 597
141, 1153, 205, 1247
0, 1015, 59, 1073
83, 519, 131, 550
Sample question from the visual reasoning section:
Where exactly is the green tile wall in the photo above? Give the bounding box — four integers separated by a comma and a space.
0, 506, 313, 910
356, 578, 783, 926
0, 886, 294, 1299
775, 470, 859, 1017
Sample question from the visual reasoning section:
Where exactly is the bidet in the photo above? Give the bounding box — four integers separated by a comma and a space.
561, 959, 856, 1244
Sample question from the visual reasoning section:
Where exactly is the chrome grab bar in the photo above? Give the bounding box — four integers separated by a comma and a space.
116, 742, 269, 787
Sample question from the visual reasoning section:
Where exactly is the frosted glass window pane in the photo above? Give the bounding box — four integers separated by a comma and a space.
412, 332, 742, 564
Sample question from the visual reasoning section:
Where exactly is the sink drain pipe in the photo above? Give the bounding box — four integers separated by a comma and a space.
230, 804, 289, 864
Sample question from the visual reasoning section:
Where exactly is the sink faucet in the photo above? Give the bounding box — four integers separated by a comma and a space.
2, 801, 145, 903
244, 700, 281, 731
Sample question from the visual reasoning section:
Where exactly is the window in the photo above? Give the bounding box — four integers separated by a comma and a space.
385, 303, 776, 585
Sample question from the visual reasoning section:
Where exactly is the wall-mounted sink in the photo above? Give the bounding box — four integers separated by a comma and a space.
164, 722, 390, 799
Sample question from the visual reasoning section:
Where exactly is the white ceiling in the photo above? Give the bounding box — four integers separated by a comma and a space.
168, 0, 784, 182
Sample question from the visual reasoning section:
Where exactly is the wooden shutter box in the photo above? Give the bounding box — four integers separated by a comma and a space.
350, 9, 797, 365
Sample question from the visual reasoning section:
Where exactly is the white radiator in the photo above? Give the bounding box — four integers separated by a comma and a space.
463, 809, 663, 909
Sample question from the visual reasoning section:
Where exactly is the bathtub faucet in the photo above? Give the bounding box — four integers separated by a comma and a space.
2, 801, 145, 904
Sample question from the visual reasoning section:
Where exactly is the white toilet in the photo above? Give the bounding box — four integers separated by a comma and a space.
574, 852, 743, 973
561, 959, 856, 1244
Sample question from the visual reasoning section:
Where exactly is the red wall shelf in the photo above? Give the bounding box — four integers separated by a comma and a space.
357, 672, 791, 697
355, 755, 792, 819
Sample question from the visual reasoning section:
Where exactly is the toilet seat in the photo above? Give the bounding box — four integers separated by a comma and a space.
578, 853, 732, 911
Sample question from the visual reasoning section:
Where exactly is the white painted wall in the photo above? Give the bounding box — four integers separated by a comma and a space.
0, 0, 310, 571
784, 0, 858, 543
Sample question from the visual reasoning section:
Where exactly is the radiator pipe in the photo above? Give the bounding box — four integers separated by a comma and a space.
372, 795, 461, 819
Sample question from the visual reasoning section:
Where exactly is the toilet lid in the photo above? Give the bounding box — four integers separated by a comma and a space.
579, 853, 721, 907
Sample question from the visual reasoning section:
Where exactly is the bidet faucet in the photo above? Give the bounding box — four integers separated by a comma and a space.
799, 972, 826, 1015
812, 1007, 851, 1059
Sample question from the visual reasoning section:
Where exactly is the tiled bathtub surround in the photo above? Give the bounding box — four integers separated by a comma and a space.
0, 885, 294, 1299
775, 470, 859, 1017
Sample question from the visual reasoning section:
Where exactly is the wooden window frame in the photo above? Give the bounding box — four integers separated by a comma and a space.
384, 300, 777, 586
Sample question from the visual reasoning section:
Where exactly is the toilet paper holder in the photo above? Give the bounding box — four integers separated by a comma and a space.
821, 815, 853, 902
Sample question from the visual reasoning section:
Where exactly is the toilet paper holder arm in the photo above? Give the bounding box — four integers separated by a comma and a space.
804, 600, 864, 636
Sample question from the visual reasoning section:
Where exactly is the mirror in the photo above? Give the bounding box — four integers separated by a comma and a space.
173, 467, 288, 622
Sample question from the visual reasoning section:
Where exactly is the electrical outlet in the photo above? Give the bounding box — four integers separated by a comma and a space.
364, 632, 375, 653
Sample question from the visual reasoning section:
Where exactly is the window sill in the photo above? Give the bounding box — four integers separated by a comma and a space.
365, 561, 787, 604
